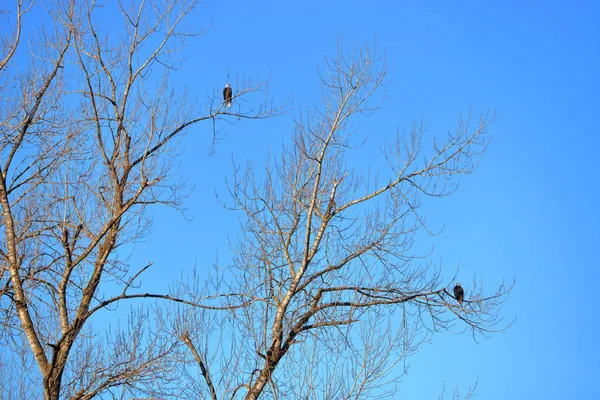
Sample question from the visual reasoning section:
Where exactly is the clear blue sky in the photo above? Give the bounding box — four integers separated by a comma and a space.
94, 0, 599, 398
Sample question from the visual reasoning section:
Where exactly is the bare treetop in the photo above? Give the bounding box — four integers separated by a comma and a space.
0, 1, 281, 399
172, 40, 512, 400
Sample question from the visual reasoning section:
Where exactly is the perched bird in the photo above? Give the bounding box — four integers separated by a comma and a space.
453, 282, 465, 305
223, 83, 232, 107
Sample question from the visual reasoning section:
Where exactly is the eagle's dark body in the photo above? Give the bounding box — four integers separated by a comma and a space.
223, 83, 232, 107
453, 283, 464, 305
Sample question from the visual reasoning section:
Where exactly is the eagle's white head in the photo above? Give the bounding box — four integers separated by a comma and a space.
455, 282, 461, 287
225, 83, 230, 88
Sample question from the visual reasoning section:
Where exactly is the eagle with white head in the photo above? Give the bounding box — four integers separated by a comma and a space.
453, 282, 465, 305
223, 83, 232, 108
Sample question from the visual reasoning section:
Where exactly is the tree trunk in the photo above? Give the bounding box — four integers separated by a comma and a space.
44, 378, 61, 400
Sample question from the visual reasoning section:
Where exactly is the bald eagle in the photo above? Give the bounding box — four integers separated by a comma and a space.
223, 83, 232, 108
453, 283, 464, 305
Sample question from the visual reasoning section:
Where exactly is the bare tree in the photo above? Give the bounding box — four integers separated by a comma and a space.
172, 41, 513, 399
0, 1, 280, 399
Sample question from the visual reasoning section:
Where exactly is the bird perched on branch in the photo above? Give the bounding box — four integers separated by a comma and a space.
453, 282, 465, 305
223, 83, 232, 107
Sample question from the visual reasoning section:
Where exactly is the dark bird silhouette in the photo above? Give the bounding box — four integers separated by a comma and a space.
453, 282, 464, 305
223, 83, 232, 107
